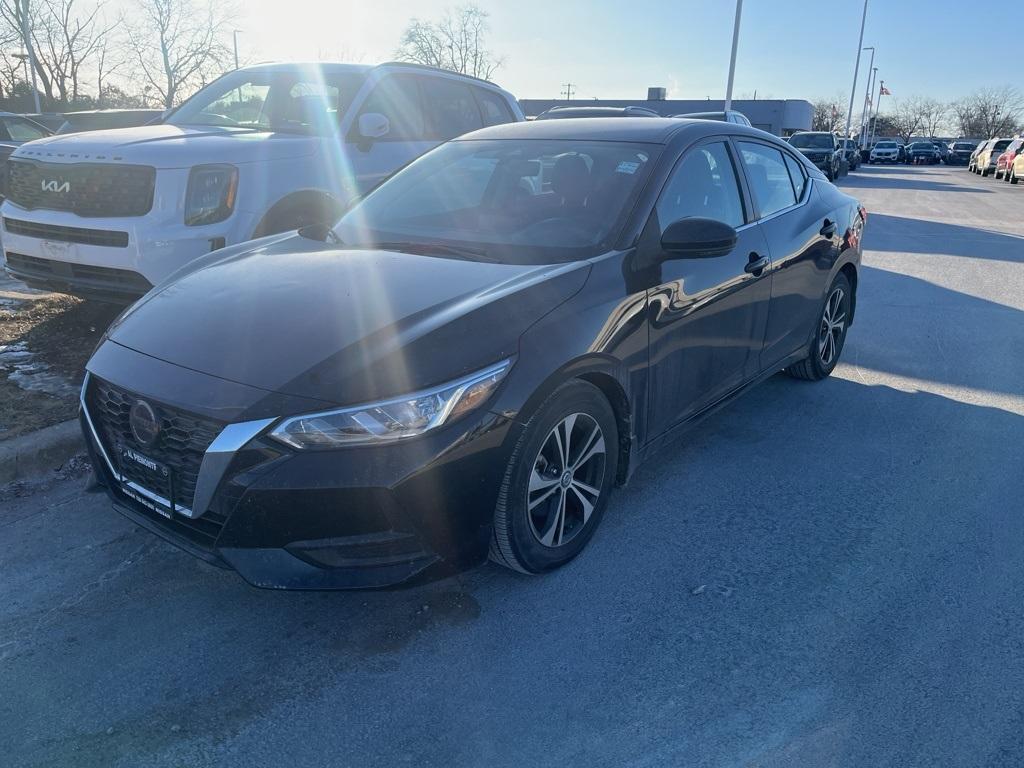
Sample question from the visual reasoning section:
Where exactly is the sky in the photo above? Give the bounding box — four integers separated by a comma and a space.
229, 0, 1018, 112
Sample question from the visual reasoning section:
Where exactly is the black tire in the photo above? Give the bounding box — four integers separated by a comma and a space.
1012, 169, 1019, 185
826, 165, 835, 182
785, 272, 853, 382
490, 380, 618, 575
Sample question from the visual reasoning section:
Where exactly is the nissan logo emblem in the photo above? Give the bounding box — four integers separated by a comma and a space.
129, 400, 160, 448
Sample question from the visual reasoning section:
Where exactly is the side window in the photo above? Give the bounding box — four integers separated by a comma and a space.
474, 87, 514, 127
738, 141, 797, 218
4, 118, 46, 141
421, 78, 483, 139
783, 153, 806, 200
355, 75, 424, 140
655, 141, 745, 231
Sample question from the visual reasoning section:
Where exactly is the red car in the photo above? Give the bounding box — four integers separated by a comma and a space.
995, 137, 1024, 180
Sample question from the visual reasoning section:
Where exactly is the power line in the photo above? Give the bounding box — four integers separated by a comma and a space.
560, 83, 576, 100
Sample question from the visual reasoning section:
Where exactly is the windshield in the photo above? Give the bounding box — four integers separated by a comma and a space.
993, 139, 1012, 150
953, 142, 975, 150
789, 134, 833, 149
169, 68, 367, 135
876, 142, 897, 148
334, 139, 658, 264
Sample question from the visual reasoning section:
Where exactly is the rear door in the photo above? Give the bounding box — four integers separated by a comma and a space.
739, 140, 836, 366
644, 138, 773, 433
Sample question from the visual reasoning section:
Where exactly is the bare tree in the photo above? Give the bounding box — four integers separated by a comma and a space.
811, 97, 848, 133
396, 4, 502, 79
889, 97, 928, 142
951, 87, 1024, 138
124, 0, 231, 108
0, 0, 54, 101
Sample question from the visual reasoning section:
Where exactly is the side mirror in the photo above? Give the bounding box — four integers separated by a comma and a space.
660, 217, 738, 259
358, 112, 390, 141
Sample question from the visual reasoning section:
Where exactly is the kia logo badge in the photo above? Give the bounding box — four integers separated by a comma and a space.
129, 400, 160, 448
40, 179, 70, 193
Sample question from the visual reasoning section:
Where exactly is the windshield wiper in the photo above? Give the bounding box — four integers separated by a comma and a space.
361, 241, 489, 260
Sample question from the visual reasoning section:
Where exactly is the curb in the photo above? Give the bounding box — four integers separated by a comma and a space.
0, 419, 83, 485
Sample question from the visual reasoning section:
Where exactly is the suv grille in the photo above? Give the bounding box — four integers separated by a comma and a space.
6, 160, 156, 217
86, 376, 224, 516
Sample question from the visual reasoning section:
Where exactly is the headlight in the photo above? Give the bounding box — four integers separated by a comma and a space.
269, 359, 512, 449
185, 164, 238, 226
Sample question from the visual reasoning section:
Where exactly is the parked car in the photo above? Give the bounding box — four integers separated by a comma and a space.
839, 138, 861, 171
968, 140, 989, 172
536, 106, 659, 120
869, 140, 900, 164
945, 140, 976, 165
994, 137, 1024, 180
973, 138, 1011, 176
78, 117, 865, 589
787, 131, 843, 180
905, 142, 941, 164
1007, 148, 1024, 183
671, 110, 753, 127
0, 62, 524, 302
55, 109, 164, 134
0, 112, 52, 201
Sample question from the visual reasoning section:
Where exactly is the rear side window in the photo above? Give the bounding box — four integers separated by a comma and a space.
738, 141, 797, 218
356, 75, 424, 140
783, 153, 806, 200
655, 141, 745, 229
421, 78, 484, 139
3, 117, 47, 141
474, 87, 514, 127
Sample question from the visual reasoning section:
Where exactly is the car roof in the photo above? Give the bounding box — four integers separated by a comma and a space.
234, 60, 507, 90
537, 106, 659, 119
459, 116, 777, 145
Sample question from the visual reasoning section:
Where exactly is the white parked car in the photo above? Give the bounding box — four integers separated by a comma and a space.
869, 140, 900, 164
0, 62, 524, 301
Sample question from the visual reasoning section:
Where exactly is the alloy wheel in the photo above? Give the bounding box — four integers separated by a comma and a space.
527, 413, 606, 548
818, 286, 847, 367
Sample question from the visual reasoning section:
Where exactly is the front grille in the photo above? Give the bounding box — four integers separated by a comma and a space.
86, 376, 224, 516
6, 159, 155, 217
4, 217, 129, 247
4, 251, 151, 293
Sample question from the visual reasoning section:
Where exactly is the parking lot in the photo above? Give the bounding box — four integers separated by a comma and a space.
2, 162, 1023, 766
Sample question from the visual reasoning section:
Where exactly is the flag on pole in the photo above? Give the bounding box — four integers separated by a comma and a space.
880, 85, 891, 96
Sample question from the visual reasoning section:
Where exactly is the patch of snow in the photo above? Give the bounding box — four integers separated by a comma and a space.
0, 342, 77, 397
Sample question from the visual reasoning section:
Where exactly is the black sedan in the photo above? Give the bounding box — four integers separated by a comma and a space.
80, 118, 866, 589
905, 142, 941, 164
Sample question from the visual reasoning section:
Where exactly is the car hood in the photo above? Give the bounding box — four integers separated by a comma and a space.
102, 235, 589, 406
13, 125, 316, 169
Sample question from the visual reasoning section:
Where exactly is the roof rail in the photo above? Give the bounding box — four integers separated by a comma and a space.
374, 61, 500, 87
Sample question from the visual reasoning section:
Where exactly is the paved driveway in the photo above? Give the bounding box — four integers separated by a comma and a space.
2, 164, 1023, 767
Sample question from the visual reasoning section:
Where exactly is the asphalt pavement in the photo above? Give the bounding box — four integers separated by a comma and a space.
2, 163, 1023, 767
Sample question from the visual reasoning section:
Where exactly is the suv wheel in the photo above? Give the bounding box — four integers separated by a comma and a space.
490, 380, 618, 575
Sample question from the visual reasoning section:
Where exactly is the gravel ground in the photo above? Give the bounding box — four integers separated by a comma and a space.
1, 164, 1023, 767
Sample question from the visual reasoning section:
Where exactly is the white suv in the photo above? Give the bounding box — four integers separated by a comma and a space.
869, 140, 900, 164
0, 62, 523, 301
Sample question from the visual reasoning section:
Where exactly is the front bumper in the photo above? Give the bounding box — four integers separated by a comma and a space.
80, 353, 518, 590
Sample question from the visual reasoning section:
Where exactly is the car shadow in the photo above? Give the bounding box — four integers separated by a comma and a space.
863, 213, 1024, 264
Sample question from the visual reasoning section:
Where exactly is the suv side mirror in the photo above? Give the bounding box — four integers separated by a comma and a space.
358, 112, 390, 141
660, 217, 738, 259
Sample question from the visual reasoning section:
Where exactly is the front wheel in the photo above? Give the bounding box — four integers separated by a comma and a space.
785, 273, 852, 382
1012, 169, 1019, 184
490, 380, 618, 575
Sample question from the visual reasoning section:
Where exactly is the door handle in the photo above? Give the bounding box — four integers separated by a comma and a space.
744, 253, 769, 275
820, 219, 837, 238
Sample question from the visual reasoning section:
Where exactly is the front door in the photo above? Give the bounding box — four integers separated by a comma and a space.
643, 139, 773, 435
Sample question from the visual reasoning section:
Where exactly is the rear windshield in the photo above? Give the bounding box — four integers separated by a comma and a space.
789, 134, 833, 149
953, 142, 975, 150
993, 139, 1012, 150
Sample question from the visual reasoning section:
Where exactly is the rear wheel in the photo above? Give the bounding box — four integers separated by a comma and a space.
490, 380, 618, 575
1012, 168, 1019, 185
785, 273, 852, 382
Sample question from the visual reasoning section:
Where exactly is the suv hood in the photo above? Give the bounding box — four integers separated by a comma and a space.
14, 125, 316, 169
103, 235, 589, 406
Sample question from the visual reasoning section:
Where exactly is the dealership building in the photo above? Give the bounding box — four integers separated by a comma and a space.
518, 91, 813, 136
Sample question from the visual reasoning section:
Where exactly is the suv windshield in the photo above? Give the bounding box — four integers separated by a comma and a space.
334, 139, 658, 264
876, 142, 897, 149
169, 68, 367, 135
789, 134, 834, 149
953, 142, 975, 150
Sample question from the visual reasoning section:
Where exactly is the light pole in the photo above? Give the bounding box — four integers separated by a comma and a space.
858, 47, 875, 149
843, 0, 869, 141
233, 30, 241, 70
19, 0, 41, 112
861, 64, 878, 149
724, 0, 743, 111
869, 79, 885, 147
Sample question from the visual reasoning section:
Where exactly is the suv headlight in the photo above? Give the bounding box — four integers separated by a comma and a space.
185, 164, 238, 226
269, 359, 512, 449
